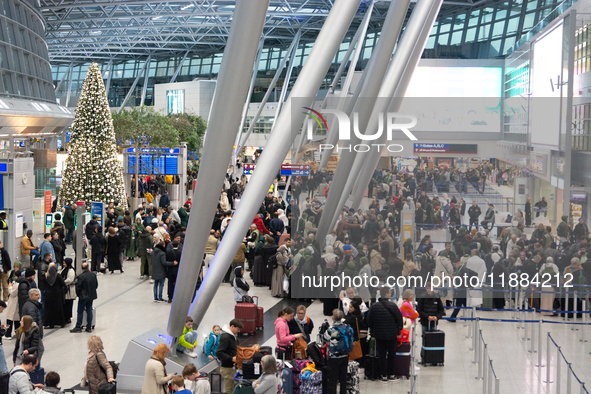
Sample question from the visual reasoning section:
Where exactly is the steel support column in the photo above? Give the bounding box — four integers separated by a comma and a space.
274, 32, 300, 123
65, 64, 74, 107
120, 54, 151, 110
140, 59, 151, 106
235, 30, 302, 157
166, 0, 270, 342
170, 51, 190, 83
189, 0, 361, 328
562, 11, 575, 218
318, 4, 374, 171
55, 62, 74, 94
105, 60, 114, 97
350, 0, 443, 210
234, 38, 266, 156
315, 0, 416, 245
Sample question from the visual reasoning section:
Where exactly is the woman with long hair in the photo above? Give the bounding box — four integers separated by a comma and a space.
13, 315, 43, 367
343, 300, 367, 362
142, 344, 174, 394
43, 262, 66, 329
84, 336, 114, 394
61, 258, 76, 324
105, 227, 123, 274
274, 307, 303, 361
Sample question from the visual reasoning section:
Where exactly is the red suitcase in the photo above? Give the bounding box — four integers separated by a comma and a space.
235, 301, 257, 335
249, 296, 264, 330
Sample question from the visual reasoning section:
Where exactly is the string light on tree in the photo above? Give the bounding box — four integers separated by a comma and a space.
58, 62, 128, 210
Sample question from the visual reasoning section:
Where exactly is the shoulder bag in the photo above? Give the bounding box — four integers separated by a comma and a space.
348, 317, 363, 360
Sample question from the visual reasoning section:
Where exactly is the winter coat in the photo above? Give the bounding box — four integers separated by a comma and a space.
369, 249, 384, 272
288, 315, 315, 343
232, 243, 247, 264
233, 266, 250, 302
86, 351, 114, 394
39, 240, 55, 262
21, 299, 43, 337
141, 357, 170, 394
269, 218, 285, 235
178, 207, 189, 227
64, 207, 75, 229
62, 266, 77, 300
275, 317, 295, 348
271, 252, 287, 297
90, 233, 106, 256
76, 270, 98, 300
253, 216, 270, 235
367, 298, 403, 340
217, 325, 239, 368
435, 255, 454, 278
20, 236, 36, 256
17, 277, 34, 317
151, 244, 174, 281
416, 292, 445, 326
13, 323, 43, 363
0, 247, 11, 273
5, 281, 20, 321
137, 231, 154, 256
85, 220, 99, 240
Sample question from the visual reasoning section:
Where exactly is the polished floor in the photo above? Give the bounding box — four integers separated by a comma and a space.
1, 185, 589, 393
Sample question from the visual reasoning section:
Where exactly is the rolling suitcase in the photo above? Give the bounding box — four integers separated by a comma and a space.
82, 307, 97, 329
346, 361, 360, 394
259, 346, 273, 355
235, 301, 257, 335
364, 355, 380, 380
421, 322, 445, 366
209, 372, 222, 393
299, 370, 322, 394
281, 367, 293, 394
242, 359, 261, 379
253, 256, 265, 286
394, 341, 411, 378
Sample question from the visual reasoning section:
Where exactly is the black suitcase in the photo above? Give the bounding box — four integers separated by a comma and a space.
323, 298, 339, 316
242, 359, 261, 380
364, 355, 380, 380
421, 324, 445, 366
259, 346, 273, 355
98, 381, 116, 394
394, 342, 411, 377
253, 256, 265, 286
209, 372, 222, 393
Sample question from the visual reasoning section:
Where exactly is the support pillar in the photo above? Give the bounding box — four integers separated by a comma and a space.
350, 0, 443, 210
120, 55, 151, 110
189, 0, 362, 327
166, 0, 270, 341
315, 0, 421, 245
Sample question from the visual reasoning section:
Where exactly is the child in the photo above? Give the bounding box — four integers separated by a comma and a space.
171, 375, 192, 394
177, 316, 198, 358
182, 363, 211, 394
44, 371, 63, 394
204, 325, 221, 360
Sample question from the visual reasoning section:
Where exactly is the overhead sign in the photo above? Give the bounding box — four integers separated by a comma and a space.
280, 164, 310, 176
243, 163, 256, 175
413, 143, 478, 154
126, 147, 180, 154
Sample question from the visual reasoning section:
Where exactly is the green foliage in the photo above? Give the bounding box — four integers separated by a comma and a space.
58, 63, 128, 210
166, 113, 207, 152
112, 106, 178, 150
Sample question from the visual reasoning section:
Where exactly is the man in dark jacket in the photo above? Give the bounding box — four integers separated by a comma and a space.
22, 288, 43, 338
17, 268, 36, 317
0, 240, 11, 302
450, 257, 478, 321
574, 218, 590, 240
89, 225, 106, 273
468, 201, 482, 231
159, 189, 171, 209
269, 212, 284, 246
482, 204, 495, 231
366, 286, 403, 383
217, 319, 242, 394
64, 206, 75, 244
166, 240, 182, 303
137, 229, 154, 279
70, 262, 98, 333
416, 280, 445, 331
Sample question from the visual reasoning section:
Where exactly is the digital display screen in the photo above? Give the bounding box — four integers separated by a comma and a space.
152, 155, 165, 175
165, 155, 177, 175
128, 154, 179, 175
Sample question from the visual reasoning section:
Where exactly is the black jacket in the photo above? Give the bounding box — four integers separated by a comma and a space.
216, 329, 239, 368
13, 323, 42, 363
90, 233, 106, 255
0, 247, 11, 273
85, 219, 99, 240
416, 292, 444, 326
342, 313, 365, 342
22, 299, 43, 337
366, 298, 403, 341
76, 270, 98, 300
17, 276, 35, 316
468, 205, 482, 219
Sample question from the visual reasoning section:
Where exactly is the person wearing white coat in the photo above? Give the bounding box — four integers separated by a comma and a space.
539, 257, 559, 316
466, 248, 487, 307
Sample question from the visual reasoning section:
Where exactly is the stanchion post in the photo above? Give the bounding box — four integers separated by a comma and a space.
477, 337, 484, 380
488, 360, 494, 394
473, 318, 480, 364
572, 291, 579, 331
556, 346, 561, 394
530, 311, 536, 353
580, 381, 585, 394
581, 300, 587, 343
482, 346, 488, 392
566, 363, 572, 394
536, 319, 544, 367
471, 316, 478, 352
495, 378, 500, 394
544, 333, 553, 384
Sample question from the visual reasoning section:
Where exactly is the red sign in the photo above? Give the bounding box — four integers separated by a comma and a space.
280, 164, 310, 170
44, 191, 52, 214
76, 201, 85, 206
243, 164, 256, 170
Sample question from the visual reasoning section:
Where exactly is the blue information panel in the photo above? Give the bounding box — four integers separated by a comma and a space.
165, 155, 177, 175
152, 155, 165, 175
91, 201, 105, 227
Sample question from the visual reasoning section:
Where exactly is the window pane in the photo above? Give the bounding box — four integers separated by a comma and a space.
440, 22, 451, 33
478, 24, 490, 41
495, 8, 508, 20
466, 27, 477, 41
454, 15, 466, 30
2, 72, 14, 94
425, 36, 436, 49
506, 17, 519, 34
450, 31, 463, 45
527, 0, 539, 11
166, 89, 184, 114
490, 39, 502, 56
493, 21, 506, 37
12, 49, 20, 69
503, 35, 516, 54
0, 46, 8, 69
482, 8, 494, 23
438, 33, 449, 45
522, 12, 536, 30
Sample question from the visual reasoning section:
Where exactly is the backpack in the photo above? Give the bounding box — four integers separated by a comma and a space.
318, 320, 330, 336
269, 253, 278, 269
307, 342, 326, 369
202, 333, 218, 354
6, 369, 27, 394
329, 324, 354, 356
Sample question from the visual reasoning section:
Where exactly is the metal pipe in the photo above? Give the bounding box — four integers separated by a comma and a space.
556, 346, 561, 394
234, 38, 266, 156
581, 382, 585, 394
536, 319, 544, 367
488, 360, 494, 394
581, 300, 587, 343
316, 0, 432, 246
235, 30, 301, 157
318, 4, 374, 170
572, 291, 579, 331
65, 63, 74, 107
55, 61, 74, 93
473, 318, 480, 364
170, 50, 190, 83
120, 54, 151, 110
481, 343, 487, 385
545, 334, 554, 384
567, 363, 572, 394
140, 58, 151, 106
273, 31, 301, 124
166, 0, 270, 342
188, 0, 362, 327
348, 0, 443, 209
495, 378, 500, 394
104, 60, 113, 97
477, 333, 484, 380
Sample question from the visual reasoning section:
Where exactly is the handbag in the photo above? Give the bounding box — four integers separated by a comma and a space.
97, 381, 116, 394
236, 346, 256, 369
348, 318, 363, 360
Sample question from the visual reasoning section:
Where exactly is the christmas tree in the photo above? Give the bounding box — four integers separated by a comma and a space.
58, 62, 128, 210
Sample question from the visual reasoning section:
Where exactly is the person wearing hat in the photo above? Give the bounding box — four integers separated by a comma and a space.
16, 268, 36, 319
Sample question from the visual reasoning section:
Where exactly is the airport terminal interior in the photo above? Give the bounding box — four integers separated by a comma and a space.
3, 0, 591, 393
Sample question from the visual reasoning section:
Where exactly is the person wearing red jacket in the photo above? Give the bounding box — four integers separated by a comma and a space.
252, 215, 270, 235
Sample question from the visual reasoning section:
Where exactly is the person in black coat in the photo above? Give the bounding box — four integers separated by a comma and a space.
42, 263, 65, 329
288, 305, 315, 343
50, 232, 64, 266
416, 280, 445, 331
70, 262, 98, 333
13, 315, 43, 365
342, 301, 366, 362
366, 286, 403, 382
159, 189, 170, 209
166, 240, 182, 303
17, 269, 36, 318
105, 227, 123, 274
217, 319, 242, 394
258, 237, 279, 289
89, 225, 106, 273
525, 198, 532, 226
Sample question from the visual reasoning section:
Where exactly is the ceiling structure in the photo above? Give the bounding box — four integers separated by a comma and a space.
39, 0, 495, 64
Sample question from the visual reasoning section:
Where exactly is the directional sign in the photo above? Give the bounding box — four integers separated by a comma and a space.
280, 164, 310, 176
